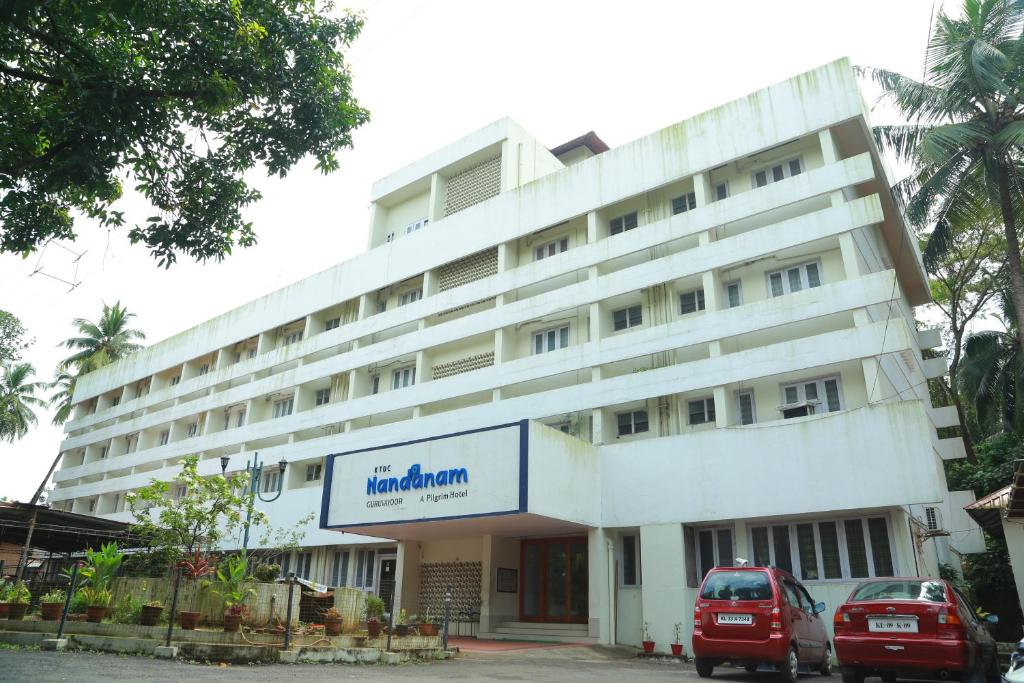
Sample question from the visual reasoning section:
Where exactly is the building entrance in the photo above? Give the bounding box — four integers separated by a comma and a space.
519, 537, 587, 623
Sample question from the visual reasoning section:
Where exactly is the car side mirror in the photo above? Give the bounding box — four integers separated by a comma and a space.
986, 614, 999, 625
814, 601, 827, 615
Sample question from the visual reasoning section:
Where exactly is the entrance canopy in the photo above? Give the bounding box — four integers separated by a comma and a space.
0, 501, 135, 553
319, 420, 599, 541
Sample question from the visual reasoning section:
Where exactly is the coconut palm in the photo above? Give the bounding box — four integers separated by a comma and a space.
864, 0, 1024, 351
59, 301, 145, 374
48, 369, 76, 426
959, 291, 1023, 433
0, 362, 47, 442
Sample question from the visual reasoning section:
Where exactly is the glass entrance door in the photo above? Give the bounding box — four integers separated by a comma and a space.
519, 537, 587, 623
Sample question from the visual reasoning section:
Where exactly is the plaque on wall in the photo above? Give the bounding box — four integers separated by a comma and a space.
496, 567, 517, 593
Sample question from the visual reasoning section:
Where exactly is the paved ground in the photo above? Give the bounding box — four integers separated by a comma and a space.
0, 645, 771, 682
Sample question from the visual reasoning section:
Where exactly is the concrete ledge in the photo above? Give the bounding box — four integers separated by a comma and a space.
41, 638, 67, 651
154, 646, 178, 659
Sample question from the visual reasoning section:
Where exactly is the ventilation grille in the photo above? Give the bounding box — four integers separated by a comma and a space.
419, 561, 482, 625
437, 297, 494, 318
444, 155, 501, 216
432, 351, 495, 380
437, 247, 498, 291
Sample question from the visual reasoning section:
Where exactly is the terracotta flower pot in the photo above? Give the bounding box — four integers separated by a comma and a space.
179, 611, 200, 630
418, 623, 438, 637
223, 612, 242, 632
395, 624, 410, 637
642, 640, 656, 654
0, 603, 10, 618
7, 603, 28, 620
670, 643, 683, 656
324, 617, 342, 636
86, 605, 109, 623
367, 618, 382, 638
41, 602, 63, 621
140, 605, 163, 626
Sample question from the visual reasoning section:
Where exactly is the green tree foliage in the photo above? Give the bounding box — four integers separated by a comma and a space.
958, 292, 1022, 434
0, 361, 46, 442
0, 310, 30, 363
863, 0, 1024, 353
946, 431, 1020, 496
59, 301, 144, 373
0, 0, 369, 266
47, 369, 75, 426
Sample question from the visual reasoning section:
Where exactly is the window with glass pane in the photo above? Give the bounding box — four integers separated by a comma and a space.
737, 392, 755, 425
533, 326, 569, 353
726, 282, 742, 308
796, 523, 819, 580
818, 522, 842, 579
393, 366, 415, 389
315, 388, 330, 406
688, 398, 715, 425
824, 379, 841, 411
698, 530, 716, 578
752, 527, 771, 566
772, 526, 793, 573
868, 518, 894, 576
680, 289, 706, 315
617, 410, 649, 436
767, 261, 822, 297
613, 305, 642, 331
333, 550, 349, 586
787, 267, 803, 292
715, 182, 729, 201
622, 535, 640, 585
769, 272, 784, 297
535, 238, 569, 260
789, 159, 802, 176
844, 519, 870, 578
672, 192, 696, 214
610, 212, 638, 235
716, 529, 734, 567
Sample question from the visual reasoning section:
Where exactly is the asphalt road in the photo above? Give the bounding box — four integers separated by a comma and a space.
0, 647, 776, 682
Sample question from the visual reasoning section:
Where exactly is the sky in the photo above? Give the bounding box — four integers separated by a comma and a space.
0, 0, 959, 501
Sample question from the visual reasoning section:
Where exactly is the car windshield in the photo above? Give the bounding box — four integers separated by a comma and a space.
851, 580, 946, 602
700, 571, 772, 600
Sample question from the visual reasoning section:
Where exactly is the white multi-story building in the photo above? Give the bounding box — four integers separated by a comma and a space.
50, 59, 985, 650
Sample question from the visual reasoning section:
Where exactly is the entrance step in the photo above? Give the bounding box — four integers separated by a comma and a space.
477, 621, 597, 644
497, 622, 589, 633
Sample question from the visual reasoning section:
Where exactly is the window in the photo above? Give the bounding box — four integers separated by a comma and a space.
781, 376, 842, 418
174, 485, 187, 500
354, 549, 375, 588
925, 507, 939, 531
272, 397, 294, 418
88, 498, 97, 513
222, 414, 230, 431
234, 351, 242, 364
405, 217, 428, 234
99, 446, 107, 459
725, 281, 742, 308
199, 363, 209, 376
621, 535, 641, 586
306, 463, 323, 482
283, 331, 303, 345
767, 261, 822, 297
535, 237, 569, 261
612, 305, 643, 331
737, 391, 756, 425
392, 366, 416, 389
159, 430, 170, 446
296, 552, 312, 580
236, 410, 246, 428
616, 409, 649, 437
714, 181, 729, 201
533, 326, 569, 354
752, 157, 802, 188
111, 395, 121, 407
281, 553, 290, 577
315, 388, 331, 406
324, 317, 341, 331
371, 374, 380, 395
332, 550, 350, 587
688, 397, 716, 425
261, 470, 280, 494
248, 348, 257, 359
672, 192, 696, 215
398, 289, 423, 306
377, 301, 387, 313
126, 435, 137, 453
170, 375, 181, 386
186, 422, 199, 437
609, 211, 638, 235
549, 421, 571, 434
112, 493, 120, 513
751, 517, 895, 581
697, 527, 735, 578
680, 288, 706, 315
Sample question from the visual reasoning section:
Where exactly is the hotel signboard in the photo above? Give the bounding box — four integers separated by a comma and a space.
320, 421, 527, 530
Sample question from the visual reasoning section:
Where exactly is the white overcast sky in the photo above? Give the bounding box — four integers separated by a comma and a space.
0, 0, 959, 500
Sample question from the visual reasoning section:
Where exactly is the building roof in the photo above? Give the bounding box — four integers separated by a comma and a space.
964, 460, 1024, 528
0, 502, 136, 555
548, 131, 610, 158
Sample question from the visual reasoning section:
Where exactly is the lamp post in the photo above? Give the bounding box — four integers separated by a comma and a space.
220, 452, 287, 555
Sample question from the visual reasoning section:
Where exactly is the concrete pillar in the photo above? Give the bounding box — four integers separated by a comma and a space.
422, 268, 438, 298
1001, 518, 1024, 616
713, 386, 730, 428
839, 232, 863, 279
480, 534, 496, 632
693, 172, 712, 208
863, 357, 883, 403
586, 210, 599, 243
495, 327, 510, 363
428, 172, 447, 223
392, 542, 407, 622
587, 527, 612, 643
640, 523, 689, 654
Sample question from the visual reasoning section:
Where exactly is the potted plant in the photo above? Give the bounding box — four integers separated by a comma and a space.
323, 606, 343, 636
0, 580, 12, 618
642, 621, 655, 654
417, 608, 439, 637
5, 581, 31, 620
140, 599, 163, 626
215, 553, 254, 632
82, 586, 112, 622
671, 622, 684, 656
364, 595, 385, 638
80, 542, 123, 622
395, 608, 410, 637
177, 549, 213, 630
40, 588, 67, 620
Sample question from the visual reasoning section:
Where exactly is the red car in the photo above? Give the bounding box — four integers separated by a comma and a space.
693, 566, 833, 681
833, 577, 999, 683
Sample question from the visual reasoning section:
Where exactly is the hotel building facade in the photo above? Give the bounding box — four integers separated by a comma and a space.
49, 59, 986, 650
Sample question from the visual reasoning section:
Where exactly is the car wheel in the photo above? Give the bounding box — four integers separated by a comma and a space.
819, 644, 833, 676
696, 658, 714, 678
745, 664, 759, 673
779, 647, 799, 683
841, 666, 864, 683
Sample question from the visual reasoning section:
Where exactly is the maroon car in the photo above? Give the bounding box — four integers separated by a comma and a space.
693, 566, 832, 681
833, 577, 999, 683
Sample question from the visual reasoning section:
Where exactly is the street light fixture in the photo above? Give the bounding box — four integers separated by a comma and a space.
220, 452, 287, 555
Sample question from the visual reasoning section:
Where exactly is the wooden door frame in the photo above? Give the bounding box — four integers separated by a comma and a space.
518, 536, 588, 623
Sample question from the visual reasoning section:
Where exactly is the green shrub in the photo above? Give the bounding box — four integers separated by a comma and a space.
69, 589, 89, 614
252, 563, 280, 583
110, 594, 142, 624
41, 588, 66, 604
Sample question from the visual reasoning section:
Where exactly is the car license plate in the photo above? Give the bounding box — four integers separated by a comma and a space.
868, 618, 918, 633
717, 613, 753, 625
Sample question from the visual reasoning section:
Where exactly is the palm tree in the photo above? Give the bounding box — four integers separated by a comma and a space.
48, 369, 76, 426
0, 362, 47, 442
959, 291, 1023, 433
59, 301, 145, 373
864, 0, 1024, 352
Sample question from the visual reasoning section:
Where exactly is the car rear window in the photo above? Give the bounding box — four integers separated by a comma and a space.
700, 571, 772, 600
850, 580, 946, 603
